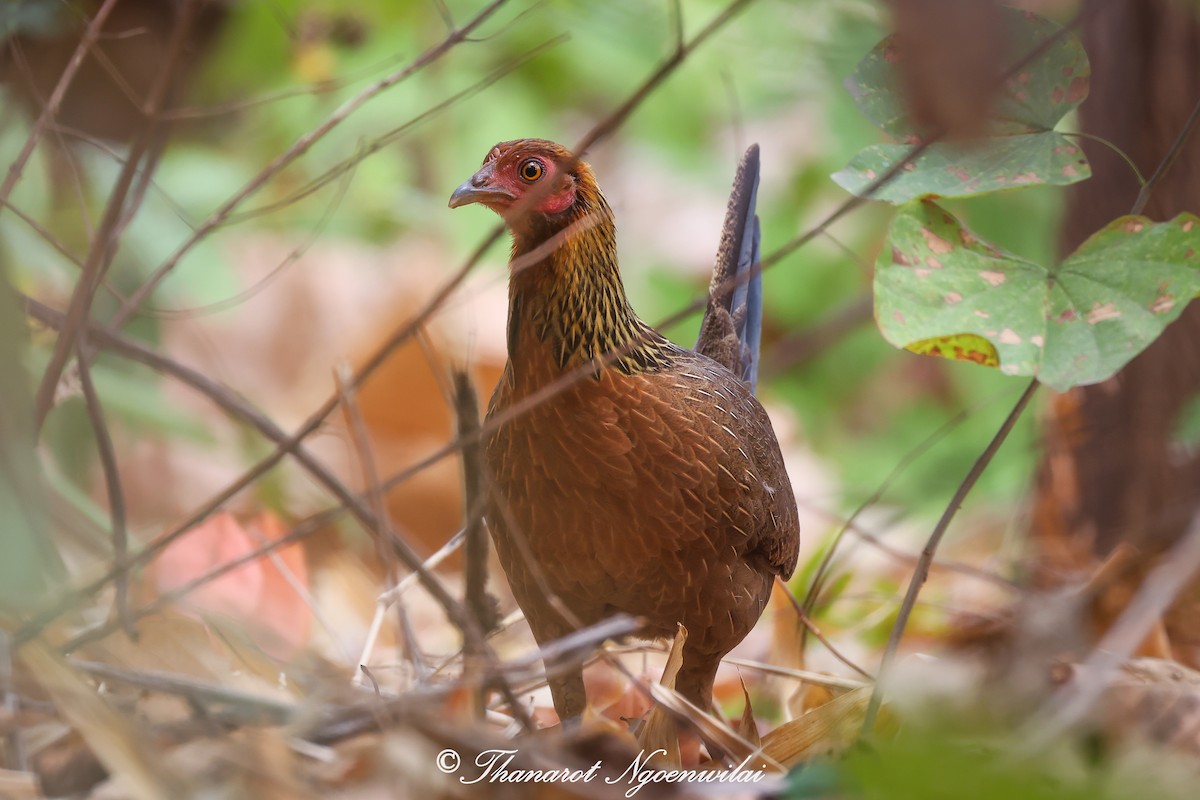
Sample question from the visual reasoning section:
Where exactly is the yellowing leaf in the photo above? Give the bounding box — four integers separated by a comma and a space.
875, 202, 1200, 390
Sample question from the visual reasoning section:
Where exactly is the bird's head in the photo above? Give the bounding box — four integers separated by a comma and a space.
448, 139, 597, 232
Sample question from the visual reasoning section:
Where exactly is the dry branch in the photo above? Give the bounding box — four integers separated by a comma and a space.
106, 0, 517, 330
33, 0, 204, 431
862, 379, 1040, 734
0, 0, 120, 214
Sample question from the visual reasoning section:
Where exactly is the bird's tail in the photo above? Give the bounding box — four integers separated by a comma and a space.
695, 144, 763, 391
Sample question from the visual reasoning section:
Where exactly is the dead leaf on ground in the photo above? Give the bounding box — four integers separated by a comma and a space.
762, 686, 878, 767
1078, 658, 1200, 758
20, 642, 186, 800
636, 623, 688, 766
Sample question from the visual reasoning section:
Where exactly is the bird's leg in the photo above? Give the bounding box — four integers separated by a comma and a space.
546, 661, 587, 727
673, 651, 720, 714
673, 652, 732, 765
529, 613, 589, 725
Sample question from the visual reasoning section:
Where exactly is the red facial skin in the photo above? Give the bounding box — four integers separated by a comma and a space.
448, 141, 579, 225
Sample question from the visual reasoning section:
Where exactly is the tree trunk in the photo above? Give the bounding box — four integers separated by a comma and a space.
1030, 0, 1200, 661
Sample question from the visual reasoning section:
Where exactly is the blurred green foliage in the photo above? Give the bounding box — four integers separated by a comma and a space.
12, 1, 1194, 792
825, 727, 1194, 800
0, 259, 60, 612
0, 0, 1063, 565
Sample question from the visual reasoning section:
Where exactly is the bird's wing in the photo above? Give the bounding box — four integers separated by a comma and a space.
694, 144, 762, 392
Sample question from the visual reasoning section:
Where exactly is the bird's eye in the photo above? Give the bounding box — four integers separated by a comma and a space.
519, 159, 544, 182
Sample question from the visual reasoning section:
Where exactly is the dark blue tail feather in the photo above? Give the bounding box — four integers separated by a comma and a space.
695, 145, 764, 393
736, 173, 762, 391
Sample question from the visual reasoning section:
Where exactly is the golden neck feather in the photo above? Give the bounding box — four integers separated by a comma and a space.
506, 172, 674, 377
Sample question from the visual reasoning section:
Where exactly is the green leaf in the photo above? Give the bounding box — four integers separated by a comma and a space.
836, 6, 1091, 201
832, 133, 1089, 203
875, 201, 1200, 391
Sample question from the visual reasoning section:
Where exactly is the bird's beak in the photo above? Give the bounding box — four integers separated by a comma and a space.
448, 165, 514, 209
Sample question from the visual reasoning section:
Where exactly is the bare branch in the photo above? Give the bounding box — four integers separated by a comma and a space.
22, 296, 536, 731
862, 378, 1039, 735
33, 0, 203, 432
0, 0, 121, 215
453, 371, 497, 663
226, 36, 565, 228
106, 0, 517, 330
73, 337, 134, 639
1131, 91, 1200, 215
574, 0, 754, 155
335, 359, 412, 686
17, 0, 764, 663
800, 409, 969, 624
761, 294, 874, 375
777, 577, 874, 681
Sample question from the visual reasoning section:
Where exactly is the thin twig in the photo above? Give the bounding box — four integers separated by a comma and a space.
830, 507, 1019, 591
59, 509, 337, 652
1062, 131, 1146, 188
160, 39, 469, 122
762, 294, 874, 375
26, 299, 538, 731
668, 0, 685, 55
454, 370, 494, 642
396, 604, 431, 686
307, 616, 642, 747
432, 0, 455, 31
721, 657, 869, 691
83, 36, 145, 111
516, 616, 643, 676
861, 378, 1039, 735
378, 529, 468, 608
45, 121, 196, 230
73, 336, 134, 640
2, 200, 84, 269
106, 0, 516, 331
71, 659, 298, 725
33, 0, 202, 432
225, 37, 565, 228
355, 527, 465, 685
0, 0, 121, 215
4, 43, 97, 235
334, 359, 409, 687
800, 409, 970, 628
1130, 91, 1200, 215
18, 0, 761, 657
2, 199, 138, 312
795, 498, 1016, 589
143, 138, 360, 320
573, 0, 754, 155
777, 577, 874, 681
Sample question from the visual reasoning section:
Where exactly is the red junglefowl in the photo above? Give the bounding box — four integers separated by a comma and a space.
448, 139, 800, 722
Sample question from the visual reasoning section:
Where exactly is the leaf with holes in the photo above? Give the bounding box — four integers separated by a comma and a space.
835, 6, 1091, 202
875, 201, 1200, 391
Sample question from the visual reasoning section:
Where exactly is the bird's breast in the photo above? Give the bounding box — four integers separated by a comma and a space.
484, 352, 768, 545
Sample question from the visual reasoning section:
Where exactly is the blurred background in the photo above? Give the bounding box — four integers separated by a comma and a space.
0, 0, 1052, 619
3, 0, 1200, 796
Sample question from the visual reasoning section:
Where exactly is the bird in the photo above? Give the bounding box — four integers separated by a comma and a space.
448, 138, 799, 723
